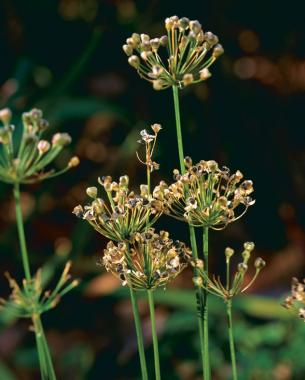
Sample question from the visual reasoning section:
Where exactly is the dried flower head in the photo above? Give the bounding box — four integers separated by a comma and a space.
102, 228, 191, 290
0, 108, 79, 184
136, 124, 162, 172
123, 16, 224, 90
0, 261, 79, 319
283, 278, 305, 322
154, 158, 255, 229
192, 242, 266, 301
73, 175, 163, 241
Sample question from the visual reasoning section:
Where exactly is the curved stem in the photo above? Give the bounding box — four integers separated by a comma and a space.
203, 227, 210, 380
32, 314, 57, 380
129, 287, 149, 380
147, 290, 161, 380
226, 299, 238, 380
13, 182, 31, 281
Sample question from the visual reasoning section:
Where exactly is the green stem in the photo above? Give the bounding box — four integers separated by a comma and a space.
13, 182, 31, 281
147, 290, 161, 380
171, 85, 208, 377
172, 86, 185, 173
129, 287, 149, 380
226, 299, 238, 380
32, 314, 57, 380
203, 227, 210, 380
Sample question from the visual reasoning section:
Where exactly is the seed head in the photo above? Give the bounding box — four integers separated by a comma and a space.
124, 15, 224, 90
68, 156, 80, 167
86, 186, 98, 199
254, 257, 266, 270
102, 228, 191, 290
154, 158, 255, 229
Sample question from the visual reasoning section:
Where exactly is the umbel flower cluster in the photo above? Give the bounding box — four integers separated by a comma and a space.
193, 242, 266, 301
73, 175, 163, 242
0, 107, 79, 184
123, 15, 224, 90
154, 157, 255, 230
103, 228, 191, 290
0, 262, 79, 319
74, 126, 193, 291
283, 278, 305, 322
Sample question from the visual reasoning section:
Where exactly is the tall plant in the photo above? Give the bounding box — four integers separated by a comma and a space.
0, 108, 79, 380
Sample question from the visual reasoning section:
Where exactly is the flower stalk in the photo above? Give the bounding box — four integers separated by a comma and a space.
171, 86, 208, 376
226, 299, 238, 380
147, 289, 161, 380
128, 286, 149, 380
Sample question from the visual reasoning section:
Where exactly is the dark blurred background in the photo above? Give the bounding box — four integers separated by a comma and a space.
0, 0, 305, 379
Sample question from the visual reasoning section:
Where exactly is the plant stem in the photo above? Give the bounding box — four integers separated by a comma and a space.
202, 227, 210, 380
147, 290, 161, 380
14, 183, 57, 379
13, 182, 31, 281
171, 85, 208, 377
226, 299, 238, 380
32, 314, 57, 380
172, 86, 186, 173
129, 287, 149, 380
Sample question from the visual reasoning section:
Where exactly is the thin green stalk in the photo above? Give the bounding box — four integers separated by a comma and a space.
32, 314, 57, 380
189, 227, 205, 374
14, 183, 57, 379
202, 227, 210, 380
171, 85, 208, 377
226, 299, 238, 380
147, 290, 161, 380
172, 86, 185, 173
13, 182, 31, 281
129, 286, 149, 380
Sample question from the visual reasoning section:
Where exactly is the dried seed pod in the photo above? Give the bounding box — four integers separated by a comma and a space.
123, 15, 224, 90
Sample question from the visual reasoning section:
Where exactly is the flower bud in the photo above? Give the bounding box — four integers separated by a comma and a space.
119, 175, 129, 186
151, 123, 162, 134
140, 34, 150, 43
213, 44, 224, 58
238, 263, 248, 273
0, 108, 12, 125
196, 259, 204, 269
52, 133, 72, 147
72, 205, 84, 218
86, 186, 98, 199
68, 156, 80, 167
123, 44, 133, 56
30, 108, 43, 121
225, 247, 234, 259
184, 156, 193, 168
131, 33, 141, 45
199, 68, 211, 80
159, 35, 168, 46
254, 257, 266, 270
38, 119, 49, 131
189, 20, 202, 34
183, 73, 194, 86
193, 276, 203, 287
150, 38, 160, 51
178, 17, 190, 30
37, 140, 50, 155
153, 79, 165, 90
243, 242, 255, 252
128, 55, 140, 69
140, 184, 148, 197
